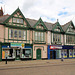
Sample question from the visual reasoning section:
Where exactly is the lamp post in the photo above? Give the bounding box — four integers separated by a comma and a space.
5, 46, 9, 64
5, 51, 8, 64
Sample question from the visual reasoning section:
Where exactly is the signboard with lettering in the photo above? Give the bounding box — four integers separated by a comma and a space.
50, 45, 62, 50
11, 43, 25, 48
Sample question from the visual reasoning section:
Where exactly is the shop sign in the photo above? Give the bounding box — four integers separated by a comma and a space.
50, 45, 62, 50
73, 46, 75, 49
11, 43, 24, 48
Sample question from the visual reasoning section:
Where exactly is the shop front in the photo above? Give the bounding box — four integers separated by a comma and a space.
48, 45, 62, 59
62, 45, 75, 58
48, 45, 75, 59
2, 43, 32, 61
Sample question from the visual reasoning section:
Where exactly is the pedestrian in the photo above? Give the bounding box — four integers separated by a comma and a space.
61, 55, 64, 61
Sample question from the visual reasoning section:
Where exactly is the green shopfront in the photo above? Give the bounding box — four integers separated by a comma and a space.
2, 43, 33, 61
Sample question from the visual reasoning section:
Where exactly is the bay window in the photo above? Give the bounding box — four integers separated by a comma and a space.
35, 31, 44, 41
9, 29, 26, 40
53, 33, 61, 43
66, 35, 75, 44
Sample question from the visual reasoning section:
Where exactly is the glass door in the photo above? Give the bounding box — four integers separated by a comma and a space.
16, 50, 20, 60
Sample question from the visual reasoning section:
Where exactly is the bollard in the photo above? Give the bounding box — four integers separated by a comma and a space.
6, 57, 7, 64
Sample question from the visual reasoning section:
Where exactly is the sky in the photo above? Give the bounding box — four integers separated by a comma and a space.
0, 0, 75, 25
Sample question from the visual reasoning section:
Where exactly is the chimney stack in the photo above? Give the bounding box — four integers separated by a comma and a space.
0, 7, 3, 16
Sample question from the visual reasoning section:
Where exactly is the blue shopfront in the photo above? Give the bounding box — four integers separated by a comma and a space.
2, 43, 33, 60
48, 45, 75, 59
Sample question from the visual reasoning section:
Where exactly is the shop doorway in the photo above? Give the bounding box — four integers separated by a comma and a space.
16, 50, 20, 60
53, 51, 56, 59
50, 51, 53, 59
36, 49, 41, 60
67, 50, 69, 58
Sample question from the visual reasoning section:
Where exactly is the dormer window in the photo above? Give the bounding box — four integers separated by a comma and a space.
67, 25, 74, 32
68, 28, 74, 32
13, 17, 23, 24
54, 26, 61, 32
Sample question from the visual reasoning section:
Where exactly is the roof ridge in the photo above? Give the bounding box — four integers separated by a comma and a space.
0, 15, 10, 18
63, 21, 71, 26
26, 18, 38, 21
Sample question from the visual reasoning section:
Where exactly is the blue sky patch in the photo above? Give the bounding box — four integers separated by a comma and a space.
51, 18, 56, 21
58, 11, 68, 16
63, 7, 66, 9
0, 2, 3, 4
41, 15, 56, 22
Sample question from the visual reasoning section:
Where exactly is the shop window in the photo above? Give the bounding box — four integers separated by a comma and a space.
10, 49, 13, 57
69, 49, 73, 57
22, 49, 31, 58
56, 50, 61, 58
64, 50, 67, 58
2, 49, 13, 59
73, 49, 75, 57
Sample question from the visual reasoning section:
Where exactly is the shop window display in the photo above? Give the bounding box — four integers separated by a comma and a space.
2, 49, 13, 59
64, 50, 67, 58
69, 49, 73, 57
56, 50, 61, 58
73, 49, 75, 57
22, 49, 31, 58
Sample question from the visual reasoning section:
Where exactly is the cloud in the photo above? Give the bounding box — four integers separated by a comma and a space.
0, 0, 75, 25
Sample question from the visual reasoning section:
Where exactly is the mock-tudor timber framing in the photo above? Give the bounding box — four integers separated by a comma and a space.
0, 7, 75, 61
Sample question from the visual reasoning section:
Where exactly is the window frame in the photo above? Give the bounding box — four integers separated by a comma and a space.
53, 33, 61, 43
13, 17, 24, 24
34, 31, 44, 42
9, 28, 27, 40
66, 35, 75, 44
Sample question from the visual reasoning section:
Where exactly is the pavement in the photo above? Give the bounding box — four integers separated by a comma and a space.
0, 59, 75, 75
0, 58, 75, 68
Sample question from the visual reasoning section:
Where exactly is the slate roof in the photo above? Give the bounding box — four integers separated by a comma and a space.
26, 18, 37, 27
62, 21, 72, 32
0, 15, 10, 23
0, 15, 53, 30
52, 22, 58, 29
0, 14, 72, 31
44, 22, 53, 30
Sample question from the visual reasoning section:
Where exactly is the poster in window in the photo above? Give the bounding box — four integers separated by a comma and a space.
69, 50, 72, 57
73, 50, 75, 57
64, 50, 67, 58
2, 51, 5, 59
